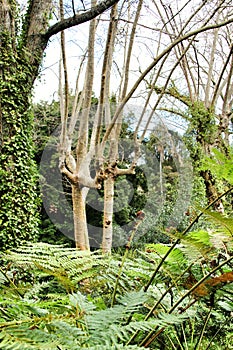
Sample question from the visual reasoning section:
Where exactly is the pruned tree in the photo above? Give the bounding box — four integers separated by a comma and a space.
58, 1, 133, 251
0, 0, 120, 250
56, 0, 233, 252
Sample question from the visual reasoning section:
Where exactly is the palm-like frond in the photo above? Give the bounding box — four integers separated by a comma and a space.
5, 243, 104, 291
1, 232, 232, 350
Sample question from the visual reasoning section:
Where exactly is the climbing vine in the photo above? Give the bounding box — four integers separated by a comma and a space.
184, 101, 221, 205
0, 33, 40, 249
184, 101, 216, 160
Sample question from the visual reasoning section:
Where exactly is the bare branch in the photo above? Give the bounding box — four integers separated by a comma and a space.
102, 16, 233, 144
211, 45, 233, 108
115, 165, 136, 176
44, 0, 119, 40
59, 0, 69, 163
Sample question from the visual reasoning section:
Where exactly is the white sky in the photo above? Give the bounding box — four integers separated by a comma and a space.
32, 19, 154, 103
32, 0, 172, 103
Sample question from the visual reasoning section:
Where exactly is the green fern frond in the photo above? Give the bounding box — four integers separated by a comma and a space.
123, 256, 154, 282
86, 305, 128, 332
118, 290, 148, 312
88, 311, 190, 347
209, 229, 233, 249
144, 244, 185, 263
86, 346, 146, 350
85, 290, 148, 339
5, 243, 104, 291
185, 230, 211, 246
179, 230, 212, 261
0, 301, 85, 349
201, 148, 233, 185
157, 311, 189, 326
203, 209, 233, 237
0, 325, 59, 349
69, 292, 96, 314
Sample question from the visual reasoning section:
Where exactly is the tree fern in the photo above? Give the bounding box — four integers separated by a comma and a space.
5, 243, 105, 292
1, 229, 232, 350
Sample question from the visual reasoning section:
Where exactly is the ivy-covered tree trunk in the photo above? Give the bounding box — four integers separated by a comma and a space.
0, 0, 48, 248
0, 34, 40, 248
0, 0, 119, 250
0, 0, 56, 249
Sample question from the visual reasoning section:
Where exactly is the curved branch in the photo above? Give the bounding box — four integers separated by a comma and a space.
115, 165, 136, 176
153, 85, 192, 107
157, 107, 190, 120
102, 16, 233, 144
44, 0, 119, 40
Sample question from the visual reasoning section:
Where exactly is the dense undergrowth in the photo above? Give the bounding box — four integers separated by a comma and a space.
0, 199, 233, 349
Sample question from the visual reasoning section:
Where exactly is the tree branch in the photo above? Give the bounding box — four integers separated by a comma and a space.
153, 84, 192, 107
115, 165, 136, 176
102, 16, 233, 144
44, 0, 119, 40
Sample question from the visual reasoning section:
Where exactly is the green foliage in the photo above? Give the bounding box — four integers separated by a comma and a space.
4, 243, 106, 293
202, 148, 233, 185
183, 101, 216, 166
1, 201, 233, 350
188, 102, 216, 144
0, 33, 40, 250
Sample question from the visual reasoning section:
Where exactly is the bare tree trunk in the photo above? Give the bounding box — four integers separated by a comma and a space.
102, 176, 114, 253
95, 4, 118, 253
58, 1, 98, 250
72, 185, 90, 250
101, 0, 143, 253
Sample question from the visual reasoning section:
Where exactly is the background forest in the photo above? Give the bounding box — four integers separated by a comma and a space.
0, 0, 233, 349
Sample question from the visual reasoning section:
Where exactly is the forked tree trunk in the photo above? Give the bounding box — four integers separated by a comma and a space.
72, 184, 90, 250
102, 176, 114, 253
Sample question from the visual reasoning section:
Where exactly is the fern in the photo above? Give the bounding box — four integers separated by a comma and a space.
85, 346, 146, 350
203, 209, 233, 237
144, 243, 186, 267
178, 229, 213, 262
202, 148, 233, 185
1, 237, 232, 349
5, 243, 105, 292
86, 291, 147, 334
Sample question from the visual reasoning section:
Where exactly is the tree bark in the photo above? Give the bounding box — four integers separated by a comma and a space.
72, 185, 90, 250
102, 176, 114, 253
